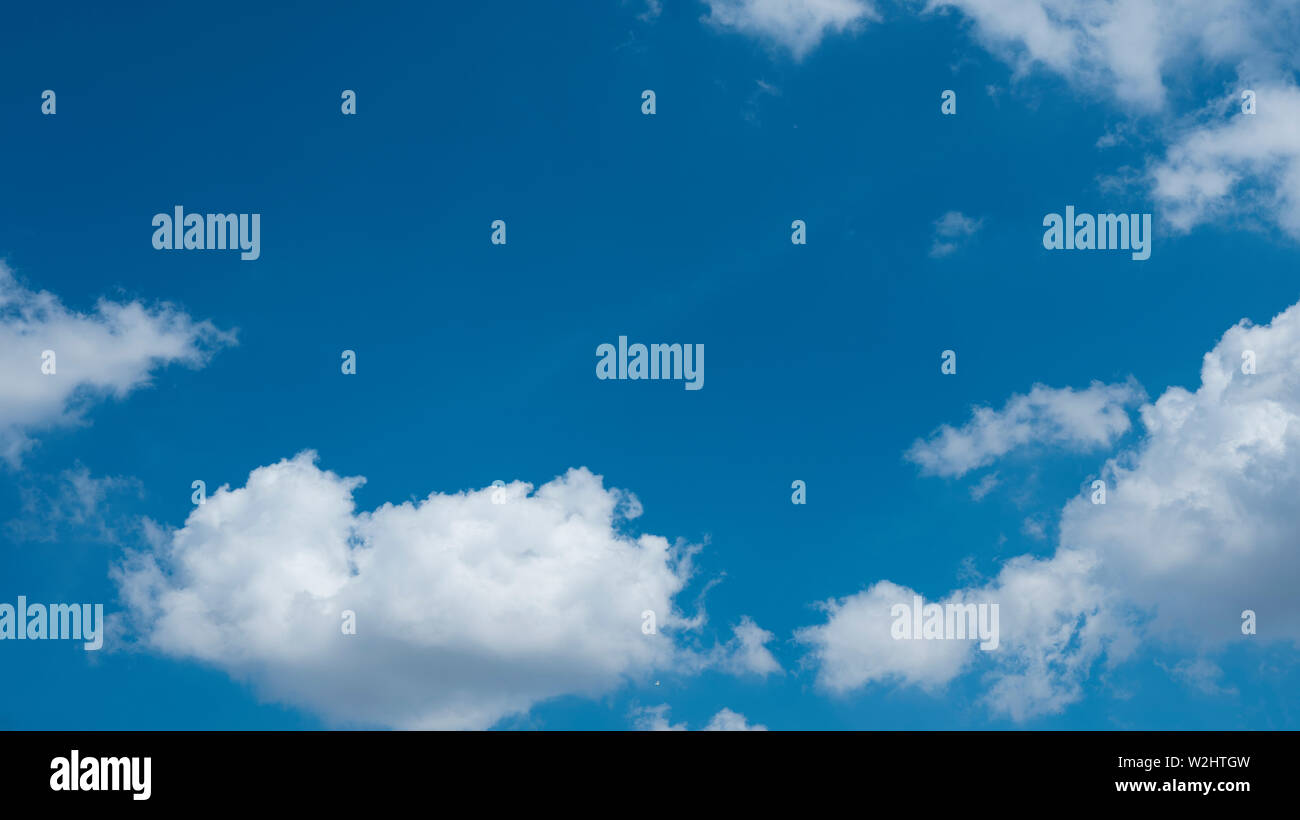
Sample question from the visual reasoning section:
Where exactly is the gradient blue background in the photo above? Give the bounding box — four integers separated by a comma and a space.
0, 0, 1296, 729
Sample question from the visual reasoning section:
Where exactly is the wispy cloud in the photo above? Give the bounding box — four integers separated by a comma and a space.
929, 210, 984, 258
0, 263, 233, 464
907, 380, 1145, 478
633, 704, 766, 730
702, 0, 878, 59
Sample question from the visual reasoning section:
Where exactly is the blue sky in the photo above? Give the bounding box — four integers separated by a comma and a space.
1, 0, 1298, 729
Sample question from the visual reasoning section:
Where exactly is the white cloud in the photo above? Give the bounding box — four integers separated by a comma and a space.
704, 707, 767, 730
807, 298, 1300, 721
0, 263, 233, 463
116, 452, 768, 729
698, 3, 1300, 238
969, 472, 1000, 500
923, 0, 1295, 110
1020, 515, 1046, 540
700, 2, 1300, 240
976, 548, 1135, 721
633, 704, 766, 730
794, 580, 973, 693
674, 611, 784, 676
918, 5, 1300, 239
713, 615, 783, 676
1152, 83, 1300, 238
1163, 657, 1238, 697
702, 0, 878, 58
6, 464, 141, 543
796, 551, 1136, 721
1095, 120, 1136, 149
929, 210, 983, 258
1059, 300, 1300, 645
907, 380, 1145, 478
633, 703, 687, 730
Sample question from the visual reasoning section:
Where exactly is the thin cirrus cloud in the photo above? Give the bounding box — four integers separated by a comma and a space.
799, 297, 1300, 721
0, 262, 233, 465
5, 463, 142, 544
114, 454, 780, 729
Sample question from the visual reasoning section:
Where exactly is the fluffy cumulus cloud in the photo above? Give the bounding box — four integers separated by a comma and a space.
1060, 301, 1300, 645
115, 453, 776, 729
795, 581, 973, 693
975, 548, 1135, 720
803, 298, 1300, 720
702, 0, 879, 58
906, 379, 1145, 478
795, 556, 1133, 721
795, 551, 1138, 720
0, 263, 232, 463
